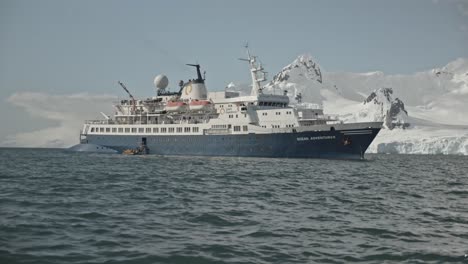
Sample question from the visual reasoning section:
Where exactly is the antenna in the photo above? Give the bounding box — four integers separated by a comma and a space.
244, 42, 252, 59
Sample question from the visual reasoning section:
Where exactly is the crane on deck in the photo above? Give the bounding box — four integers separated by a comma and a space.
118, 81, 137, 114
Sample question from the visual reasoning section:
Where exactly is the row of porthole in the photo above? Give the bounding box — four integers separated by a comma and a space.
91, 127, 201, 134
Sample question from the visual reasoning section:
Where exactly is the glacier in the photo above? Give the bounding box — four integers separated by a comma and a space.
369, 127, 468, 155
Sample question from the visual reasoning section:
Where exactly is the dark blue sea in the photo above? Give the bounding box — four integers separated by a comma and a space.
1, 148, 467, 264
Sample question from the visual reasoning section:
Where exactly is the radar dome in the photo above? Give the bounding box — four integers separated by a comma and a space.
154, 74, 169, 89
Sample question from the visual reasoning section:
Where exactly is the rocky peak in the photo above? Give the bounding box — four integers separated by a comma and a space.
361, 87, 409, 130
364, 87, 393, 105
267, 54, 323, 87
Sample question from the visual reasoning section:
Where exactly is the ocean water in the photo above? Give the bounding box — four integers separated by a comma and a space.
0, 148, 467, 264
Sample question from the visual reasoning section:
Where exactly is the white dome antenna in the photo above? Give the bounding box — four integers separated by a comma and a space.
154, 74, 169, 90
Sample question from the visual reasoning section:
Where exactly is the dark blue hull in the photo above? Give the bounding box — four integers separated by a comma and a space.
72, 127, 381, 160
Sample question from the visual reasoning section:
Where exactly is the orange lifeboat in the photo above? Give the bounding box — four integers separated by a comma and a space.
165, 101, 188, 112
189, 99, 212, 111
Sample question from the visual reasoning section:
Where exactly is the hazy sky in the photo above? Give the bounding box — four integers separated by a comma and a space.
1, 0, 467, 146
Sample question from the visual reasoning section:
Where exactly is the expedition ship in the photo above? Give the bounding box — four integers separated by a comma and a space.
70, 49, 382, 159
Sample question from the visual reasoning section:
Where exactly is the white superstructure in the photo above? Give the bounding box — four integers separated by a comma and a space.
80, 48, 342, 141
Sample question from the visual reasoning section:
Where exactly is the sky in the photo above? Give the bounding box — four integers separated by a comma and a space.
0, 0, 467, 146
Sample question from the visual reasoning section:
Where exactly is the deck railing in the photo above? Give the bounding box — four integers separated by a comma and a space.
85, 120, 115, 124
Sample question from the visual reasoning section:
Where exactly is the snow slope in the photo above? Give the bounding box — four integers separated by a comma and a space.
326, 58, 468, 126
260, 55, 468, 155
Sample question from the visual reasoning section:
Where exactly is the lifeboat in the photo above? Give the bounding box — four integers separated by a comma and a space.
189, 99, 212, 111
165, 101, 188, 112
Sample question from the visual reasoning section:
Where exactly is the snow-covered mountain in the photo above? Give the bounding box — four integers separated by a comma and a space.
236, 55, 468, 155
326, 58, 468, 126
349, 87, 410, 130
264, 54, 327, 104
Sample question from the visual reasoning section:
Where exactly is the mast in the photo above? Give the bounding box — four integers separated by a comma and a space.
239, 44, 267, 96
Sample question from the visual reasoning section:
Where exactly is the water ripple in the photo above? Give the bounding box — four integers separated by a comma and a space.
1, 149, 467, 263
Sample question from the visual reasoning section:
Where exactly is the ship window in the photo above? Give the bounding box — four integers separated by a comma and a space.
131, 128, 137, 133
236, 114, 238, 118
243, 125, 248, 131
161, 127, 167, 133
112, 128, 116, 133
193, 127, 199, 133
106, 128, 110, 132
99, 127, 104, 132
146, 128, 151, 133
91, 127, 95, 132
169, 127, 175, 133
153, 127, 159, 133
125, 128, 130, 133
234, 126, 241, 132
184, 127, 190, 133
118, 127, 123, 133
138, 128, 144, 133
177, 127, 182, 133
